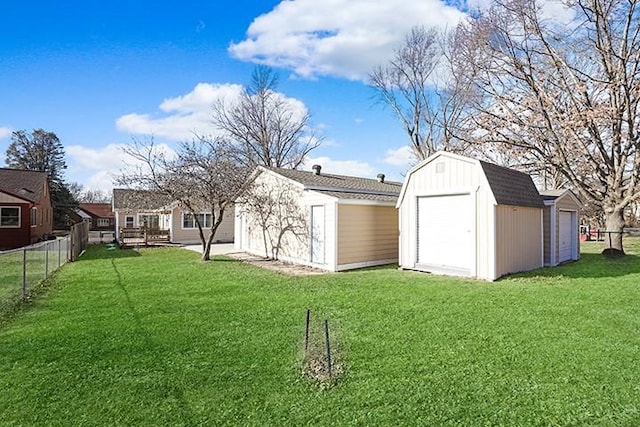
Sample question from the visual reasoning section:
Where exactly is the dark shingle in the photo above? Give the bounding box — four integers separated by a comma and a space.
479, 161, 544, 208
264, 167, 401, 202
0, 168, 49, 203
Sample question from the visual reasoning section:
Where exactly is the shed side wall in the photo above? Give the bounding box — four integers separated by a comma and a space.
337, 204, 398, 266
495, 205, 543, 278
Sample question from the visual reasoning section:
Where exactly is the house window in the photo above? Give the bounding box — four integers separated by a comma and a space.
97, 218, 110, 227
30, 207, 37, 227
125, 216, 134, 228
182, 213, 212, 229
0, 206, 21, 227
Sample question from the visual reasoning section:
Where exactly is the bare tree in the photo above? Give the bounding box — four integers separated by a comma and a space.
116, 137, 249, 261
460, 0, 640, 253
370, 26, 477, 160
213, 66, 321, 169
238, 178, 307, 260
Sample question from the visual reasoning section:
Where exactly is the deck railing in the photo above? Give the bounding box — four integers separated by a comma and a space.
119, 228, 171, 246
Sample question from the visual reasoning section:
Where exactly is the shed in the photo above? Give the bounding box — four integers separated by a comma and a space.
235, 165, 401, 272
540, 189, 582, 266
396, 151, 545, 281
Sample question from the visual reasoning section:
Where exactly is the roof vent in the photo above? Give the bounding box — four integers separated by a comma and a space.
377, 173, 385, 183
312, 164, 321, 175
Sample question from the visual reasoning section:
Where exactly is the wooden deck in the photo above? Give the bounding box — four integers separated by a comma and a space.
119, 228, 171, 247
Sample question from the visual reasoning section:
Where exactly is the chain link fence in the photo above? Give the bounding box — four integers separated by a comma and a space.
0, 222, 89, 315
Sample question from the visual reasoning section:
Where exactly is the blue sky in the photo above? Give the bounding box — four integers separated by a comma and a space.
0, 0, 473, 191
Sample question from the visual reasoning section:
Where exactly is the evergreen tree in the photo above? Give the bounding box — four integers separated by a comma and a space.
5, 129, 77, 227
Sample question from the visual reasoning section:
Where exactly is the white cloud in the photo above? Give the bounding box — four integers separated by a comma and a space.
382, 145, 416, 168
116, 83, 243, 140
302, 156, 375, 178
0, 126, 11, 139
116, 82, 310, 142
66, 143, 177, 192
229, 0, 466, 80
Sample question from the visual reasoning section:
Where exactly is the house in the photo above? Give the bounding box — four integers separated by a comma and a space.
0, 168, 53, 250
112, 189, 234, 245
234, 165, 401, 272
396, 151, 545, 281
75, 203, 115, 231
540, 189, 582, 266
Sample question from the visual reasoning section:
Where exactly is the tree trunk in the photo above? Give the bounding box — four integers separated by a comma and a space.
201, 242, 211, 261
603, 207, 625, 255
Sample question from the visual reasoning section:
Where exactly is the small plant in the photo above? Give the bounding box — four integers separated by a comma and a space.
301, 308, 343, 387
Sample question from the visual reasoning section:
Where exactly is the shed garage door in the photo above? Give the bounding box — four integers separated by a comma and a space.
558, 211, 574, 262
417, 194, 472, 275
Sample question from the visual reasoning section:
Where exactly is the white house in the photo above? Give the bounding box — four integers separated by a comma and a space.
112, 189, 234, 245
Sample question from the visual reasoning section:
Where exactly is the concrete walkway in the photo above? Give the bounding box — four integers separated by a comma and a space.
183, 243, 236, 255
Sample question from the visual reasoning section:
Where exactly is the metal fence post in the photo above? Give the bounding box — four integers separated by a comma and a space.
45, 242, 49, 279
22, 249, 27, 301
58, 239, 61, 268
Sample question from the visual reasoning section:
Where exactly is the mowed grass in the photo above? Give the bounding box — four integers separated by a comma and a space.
0, 240, 639, 426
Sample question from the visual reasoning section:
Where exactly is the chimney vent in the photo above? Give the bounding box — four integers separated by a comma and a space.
312, 164, 321, 175
377, 173, 385, 183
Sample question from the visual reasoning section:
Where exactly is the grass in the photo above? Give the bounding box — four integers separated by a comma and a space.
0, 240, 639, 426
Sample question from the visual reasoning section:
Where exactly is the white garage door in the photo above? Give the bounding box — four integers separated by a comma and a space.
417, 194, 472, 274
558, 211, 574, 262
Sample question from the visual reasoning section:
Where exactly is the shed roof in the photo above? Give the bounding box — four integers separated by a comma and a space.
79, 203, 114, 218
261, 166, 401, 202
396, 151, 544, 209
479, 161, 544, 208
0, 168, 49, 203
539, 189, 583, 206
112, 189, 173, 210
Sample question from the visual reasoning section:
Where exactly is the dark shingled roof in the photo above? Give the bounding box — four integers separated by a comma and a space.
539, 189, 568, 201
112, 189, 173, 210
479, 161, 544, 208
0, 168, 49, 203
264, 167, 401, 201
79, 203, 114, 218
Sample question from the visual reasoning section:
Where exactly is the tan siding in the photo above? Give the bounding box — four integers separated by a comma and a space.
495, 205, 543, 277
172, 208, 234, 244
0, 193, 29, 203
337, 205, 398, 265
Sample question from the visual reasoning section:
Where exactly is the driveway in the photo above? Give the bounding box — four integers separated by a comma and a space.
183, 243, 236, 255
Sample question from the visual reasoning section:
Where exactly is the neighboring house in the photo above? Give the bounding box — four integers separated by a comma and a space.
0, 168, 53, 250
397, 151, 546, 281
112, 189, 234, 245
234, 165, 401, 272
540, 189, 582, 266
75, 203, 115, 231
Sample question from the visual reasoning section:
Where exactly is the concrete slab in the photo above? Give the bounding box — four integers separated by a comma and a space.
183, 243, 236, 255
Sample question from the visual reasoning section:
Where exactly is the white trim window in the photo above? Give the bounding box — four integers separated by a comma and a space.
30, 207, 37, 227
125, 216, 135, 228
0, 206, 21, 227
97, 218, 110, 227
182, 213, 213, 229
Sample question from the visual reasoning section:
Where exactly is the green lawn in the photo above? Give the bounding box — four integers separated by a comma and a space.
0, 241, 639, 426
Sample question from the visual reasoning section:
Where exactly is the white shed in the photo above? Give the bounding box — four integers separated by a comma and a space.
235, 166, 401, 272
540, 189, 582, 266
397, 152, 545, 281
